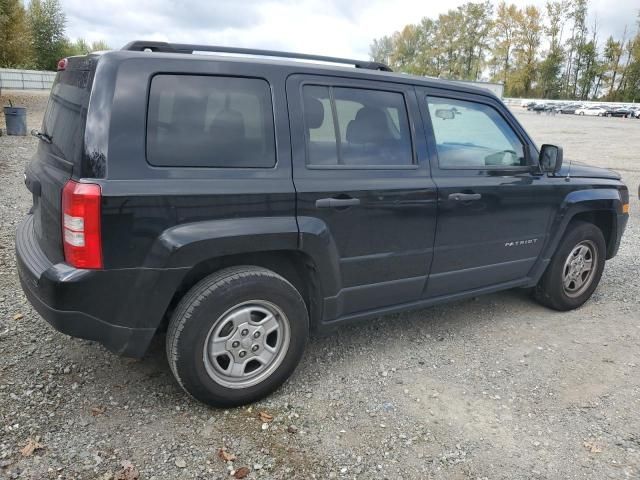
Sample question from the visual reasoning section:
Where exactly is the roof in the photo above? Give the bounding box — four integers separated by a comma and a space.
101, 41, 499, 100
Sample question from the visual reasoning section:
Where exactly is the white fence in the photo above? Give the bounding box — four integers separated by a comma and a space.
0, 68, 55, 91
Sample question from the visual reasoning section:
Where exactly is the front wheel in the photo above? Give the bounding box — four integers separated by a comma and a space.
166, 266, 309, 407
534, 221, 606, 311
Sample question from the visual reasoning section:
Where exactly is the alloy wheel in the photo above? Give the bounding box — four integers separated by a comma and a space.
203, 300, 291, 389
562, 240, 598, 298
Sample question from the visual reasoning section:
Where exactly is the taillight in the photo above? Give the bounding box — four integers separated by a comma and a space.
62, 180, 102, 269
57, 58, 68, 71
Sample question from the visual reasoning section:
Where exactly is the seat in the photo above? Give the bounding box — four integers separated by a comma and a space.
344, 106, 396, 165
346, 106, 393, 144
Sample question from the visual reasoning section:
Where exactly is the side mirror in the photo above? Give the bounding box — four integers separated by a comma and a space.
539, 144, 563, 174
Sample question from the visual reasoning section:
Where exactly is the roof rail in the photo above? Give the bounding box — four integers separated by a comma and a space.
121, 40, 393, 72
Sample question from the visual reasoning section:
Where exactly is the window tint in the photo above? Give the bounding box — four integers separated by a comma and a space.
427, 97, 525, 169
302, 85, 413, 167
147, 75, 275, 168
42, 69, 93, 167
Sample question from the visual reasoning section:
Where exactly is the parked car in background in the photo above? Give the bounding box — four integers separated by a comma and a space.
628, 106, 640, 118
604, 107, 633, 118
532, 103, 555, 113
576, 106, 607, 116
559, 104, 582, 114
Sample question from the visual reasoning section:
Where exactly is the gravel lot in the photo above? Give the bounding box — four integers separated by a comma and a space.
1, 93, 638, 480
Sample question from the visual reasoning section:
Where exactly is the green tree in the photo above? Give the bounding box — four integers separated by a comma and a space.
62, 38, 111, 57
414, 17, 441, 76
457, 1, 493, 80
490, 2, 521, 92
434, 8, 464, 78
563, 0, 589, 98
390, 25, 424, 74
577, 37, 599, 99
28, 0, 67, 70
90, 40, 110, 52
601, 35, 623, 98
0, 0, 32, 67
538, 1, 568, 98
510, 5, 543, 96
369, 35, 394, 66
616, 24, 640, 101
368, 0, 636, 102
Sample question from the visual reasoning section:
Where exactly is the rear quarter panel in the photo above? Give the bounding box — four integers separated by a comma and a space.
93, 54, 297, 269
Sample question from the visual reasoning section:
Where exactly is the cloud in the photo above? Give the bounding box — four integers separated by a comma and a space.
61, 0, 639, 59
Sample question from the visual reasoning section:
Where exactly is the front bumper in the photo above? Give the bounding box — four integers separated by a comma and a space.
15, 215, 184, 357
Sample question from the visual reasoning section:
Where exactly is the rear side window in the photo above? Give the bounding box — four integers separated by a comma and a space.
302, 85, 413, 167
147, 75, 276, 168
42, 69, 93, 166
427, 97, 525, 169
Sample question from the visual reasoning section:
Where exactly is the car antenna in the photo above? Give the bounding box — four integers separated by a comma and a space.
565, 156, 572, 182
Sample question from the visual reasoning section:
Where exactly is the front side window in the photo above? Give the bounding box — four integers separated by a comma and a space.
147, 75, 275, 168
427, 97, 525, 169
302, 85, 413, 167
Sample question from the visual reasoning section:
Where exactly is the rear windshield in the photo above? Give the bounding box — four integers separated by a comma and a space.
41, 66, 93, 167
146, 75, 276, 168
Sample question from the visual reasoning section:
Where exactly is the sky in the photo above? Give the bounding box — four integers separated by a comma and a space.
61, 0, 639, 60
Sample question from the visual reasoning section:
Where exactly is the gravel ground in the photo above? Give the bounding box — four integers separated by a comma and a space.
1, 93, 639, 480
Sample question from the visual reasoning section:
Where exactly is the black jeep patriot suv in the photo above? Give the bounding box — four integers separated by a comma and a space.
16, 41, 629, 407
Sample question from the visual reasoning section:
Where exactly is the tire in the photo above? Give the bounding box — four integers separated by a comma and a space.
166, 266, 309, 407
534, 221, 606, 311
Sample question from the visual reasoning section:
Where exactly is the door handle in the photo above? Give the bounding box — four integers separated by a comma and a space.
448, 193, 482, 201
315, 197, 361, 208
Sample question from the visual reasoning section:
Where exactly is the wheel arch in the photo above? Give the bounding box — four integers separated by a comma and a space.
528, 187, 625, 284
147, 216, 344, 334
570, 210, 617, 259
160, 250, 324, 333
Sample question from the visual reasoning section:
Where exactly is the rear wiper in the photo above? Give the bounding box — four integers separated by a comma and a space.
30, 129, 52, 144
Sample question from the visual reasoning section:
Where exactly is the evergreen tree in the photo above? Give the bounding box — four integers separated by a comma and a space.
28, 0, 67, 70
0, 0, 32, 67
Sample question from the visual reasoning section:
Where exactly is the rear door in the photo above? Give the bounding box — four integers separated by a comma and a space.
417, 87, 552, 297
287, 75, 437, 319
25, 57, 97, 263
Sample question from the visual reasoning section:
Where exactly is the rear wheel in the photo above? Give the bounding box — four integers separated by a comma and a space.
166, 266, 309, 407
534, 221, 606, 311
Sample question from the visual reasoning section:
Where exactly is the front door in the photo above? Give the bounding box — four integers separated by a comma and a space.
418, 88, 553, 298
287, 75, 437, 319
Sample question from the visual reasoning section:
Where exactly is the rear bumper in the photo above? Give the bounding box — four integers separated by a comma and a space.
16, 215, 187, 357
18, 272, 155, 357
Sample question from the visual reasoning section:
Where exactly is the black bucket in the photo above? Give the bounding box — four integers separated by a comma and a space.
4, 106, 28, 136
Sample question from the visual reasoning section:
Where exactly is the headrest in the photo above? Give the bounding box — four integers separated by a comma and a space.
346, 107, 391, 144
304, 96, 324, 129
